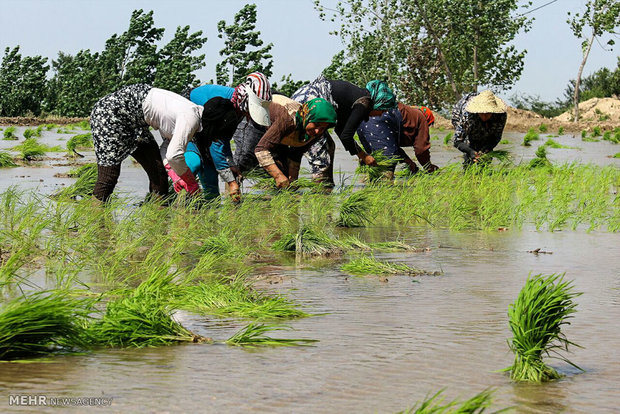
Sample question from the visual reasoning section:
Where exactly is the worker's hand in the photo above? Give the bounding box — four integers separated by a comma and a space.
165, 164, 200, 195
425, 163, 439, 173
274, 173, 290, 189
406, 160, 420, 174
228, 180, 241, 203
359, 152, 377, 166
230, 165, 243, 180
472, 152, 482, 163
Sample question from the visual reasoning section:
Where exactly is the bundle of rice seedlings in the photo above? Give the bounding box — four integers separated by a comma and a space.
522, 128, 539, 146
337, 190, 373, 227
506, 273, 582, 382
225, 323, 317, 348
341, 255, 438, 276
529, 146, 552, 169
0, 291, 93, 360
3, 126, 17, 140
0, 151, 17, 168
544, 139, 577, 149
356, 150, 398, 182
11, 138, 61, 160
66, 132, 93, 157
22, 128, 41, 139
273, 225, 342, 256
178, 277, 308, 319
443, 132, 453, 145
478, 150, 511, 164
53, 163, 97, 199
369, 240, 420, 251
398, 389, 495, 414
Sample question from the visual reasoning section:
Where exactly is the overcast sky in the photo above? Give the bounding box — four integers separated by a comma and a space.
0, 0, 617, 104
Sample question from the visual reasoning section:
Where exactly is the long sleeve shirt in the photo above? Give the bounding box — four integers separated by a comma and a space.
328, 80, 371, 155
255, 95, 316, 167
142, 87, 203, 176
451, 93, 507, 155
188, 84, 237, 183
397, 103, 431, 166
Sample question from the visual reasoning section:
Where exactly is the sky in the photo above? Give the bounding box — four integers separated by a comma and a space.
0, 0, 617, 104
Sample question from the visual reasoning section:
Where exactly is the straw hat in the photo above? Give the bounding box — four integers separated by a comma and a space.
465, 90, 507, 114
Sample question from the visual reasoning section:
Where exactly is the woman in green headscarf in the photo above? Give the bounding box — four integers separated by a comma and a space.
254, 95, 337, 188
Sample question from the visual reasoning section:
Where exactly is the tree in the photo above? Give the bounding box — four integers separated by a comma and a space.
561, 57, 620, 105
0, 46, 48, 116
154, 25, 207, 93
271, 74, 309, 97
314, 0, 531, 107
215, 4, 274, 86
567, 0, 619, 121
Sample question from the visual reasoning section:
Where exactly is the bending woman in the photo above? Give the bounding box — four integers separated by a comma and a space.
290, 77, 397, 186
356, 104, 439, 179
254, 96, 337, 188
184, 72, 272, 201
90, 84, 238, 202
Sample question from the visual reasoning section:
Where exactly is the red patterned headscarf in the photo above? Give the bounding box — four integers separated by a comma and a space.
231, 72, 272, 113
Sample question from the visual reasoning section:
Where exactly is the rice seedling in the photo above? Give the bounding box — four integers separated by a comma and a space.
544, 139, 576, 149
397, 389, 496, 414
273, 225, 342, 256
225, 323, 317, 348
506, 273, 582, 382
22, 128, 41, 139
3, 126, 17, 140
341, 255, 439, 276
356, 150, 398, 182
0, 291, 93, 360
11, 138, 62, 160
581, 130, 587, 138
613, 152, 620, 158
499, 139, 510, 144
592, 126, 602, 137
443, 132, 453, 145
602, 131, 619, 144
369, 240, 421, 251
522, 128, 539, 146
53, 163, 97, 199
66, 132, 93, 156
177, 277, 308, 320
529, 146, 552, 169
45, 124, 58, 130
478, 150, 511, 164
538, 124, 548, 133
337, 190, 373, 227
0, 151, 17, 168
558, 126, 564, 135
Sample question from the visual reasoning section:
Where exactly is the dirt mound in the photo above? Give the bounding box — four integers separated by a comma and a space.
554, 97, 620, 123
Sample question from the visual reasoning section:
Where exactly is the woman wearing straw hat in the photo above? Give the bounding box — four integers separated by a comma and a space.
451, 90, 507, 165
356, 104, 439, 180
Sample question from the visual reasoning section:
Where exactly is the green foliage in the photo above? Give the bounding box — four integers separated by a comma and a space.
3, 126, 17, 140
316, 0, 532, 107
522, 128, 539, 146
225, 323, 317, 348
0, 291, 93, 360
0, 151, 17, 168
507, 273, 582, 382
397, 389, 495, 414
443, 132, 453, 145
612, 152, 620, 158
273, 225, 342, 256
22, 128, 41, 139
272, 74, 309, 97
11, 137, 57, 160
215, 4, 273, 86
544, 139, 577, 149
337, 190, 373, 227
53, 163, 98, 199
356, 150, 398, 182
529, 146, 552, 169
0, 46, 48, 116
341, 255, 435, 276
558, 126, 565, 135
66, 132, 93, 155
592, 126, 602, 137
538, 124, 548, 133
602, 130, 619, 143
581, 130, 587, 138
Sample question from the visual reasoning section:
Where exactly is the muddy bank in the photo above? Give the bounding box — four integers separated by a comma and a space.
0, 116, 88, 126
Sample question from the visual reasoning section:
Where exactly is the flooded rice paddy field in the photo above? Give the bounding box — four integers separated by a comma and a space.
0, 125, 619, 413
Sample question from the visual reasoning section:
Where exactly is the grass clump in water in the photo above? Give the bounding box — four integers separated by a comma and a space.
337, 190, 373, 227
22, 128, 41, 139
538, 124, 548, 133
529, 146, 552, 169
0, 151, 17, 168
506, 273, 582, 382
397, 389, 496, 414
273, 225, 342, 256
522, 128, 539, 146
66, 132, 93, 156
341, 255, 438, 276
443, 132, 453, 145
544, 139, 576, 149
53, 163, 97, 199
11, 138, 62, 160
3, 126, 17, 140
0, 291, 93, 360
225, 323, 317, 348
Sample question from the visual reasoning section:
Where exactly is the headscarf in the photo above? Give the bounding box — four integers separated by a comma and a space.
366, 80, 396, 110
231, 72, 272, 113
418, 106, 435, 126
295, 97, 337, 142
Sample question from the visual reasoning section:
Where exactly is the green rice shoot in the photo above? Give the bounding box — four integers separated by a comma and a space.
225, 323, 318, 348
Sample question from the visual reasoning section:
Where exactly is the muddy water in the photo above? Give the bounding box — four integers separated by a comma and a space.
1, 126, 619, 413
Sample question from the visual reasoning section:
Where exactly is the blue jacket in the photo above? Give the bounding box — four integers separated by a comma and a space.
189, 84, 237, 183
